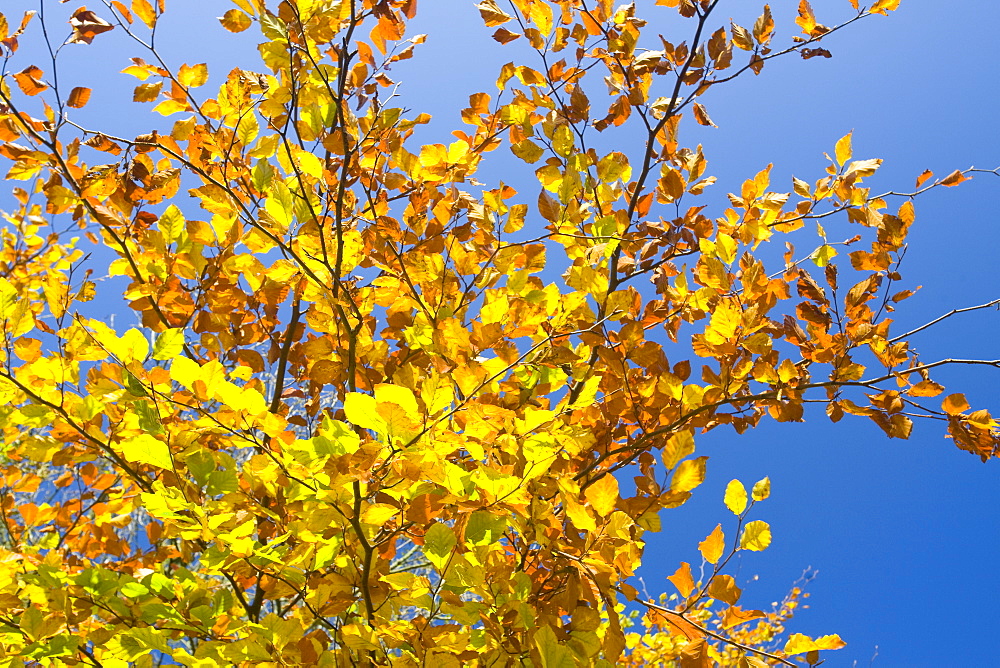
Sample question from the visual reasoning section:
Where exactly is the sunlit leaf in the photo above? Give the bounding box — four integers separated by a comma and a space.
740, 520, 772, 551
67, 8, 114, 44
120, 434, 172, 469
219, 8, 252, 33
671, 456, 707, 493
724, 479, 748, 515
698, 524, 725, 564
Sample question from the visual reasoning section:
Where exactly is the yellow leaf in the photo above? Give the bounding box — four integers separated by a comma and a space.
120, 433, 172, 469
671, 456, 707, 493
813, 244, 837, 267
562, 494, 597, 532
527, 1, 552, 36
663, 430, 695, 469
168, 355, 195, 385
751, 476, 770, 501
132, 0, 156, 28
740, 520, 771, 551
344, 393, 383, 432
361, 503, 398, 526
178, 63, 208, 88
374, 384, 419, 421
724, 479, 747, 515
707, 301, 741, 343
698, 524, 725, 564
293, 148, 324, 179
584, 474, 619, 517
870, 0, 901, 15
783, 633, 846, 655
152, 328, 184, 361
834, 132, 852, 166
152, 99, 189, 116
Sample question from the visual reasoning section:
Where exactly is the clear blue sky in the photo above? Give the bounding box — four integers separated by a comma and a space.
3, 1, 997, 665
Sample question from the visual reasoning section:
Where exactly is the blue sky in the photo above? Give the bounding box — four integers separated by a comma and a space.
2, 1, 998, 665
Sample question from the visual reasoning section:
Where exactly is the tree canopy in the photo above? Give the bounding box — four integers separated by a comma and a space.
0, 0, 996, 665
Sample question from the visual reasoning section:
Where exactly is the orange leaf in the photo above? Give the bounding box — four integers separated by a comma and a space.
219, 8, 252, 33
705, 574, 741, 605
942, 393, 970, 415
795, 0, 816, 35
13, 66, 47, 96
667, 562, 695, 597
67, 87, 91, 108
698, 524, 725, 564
908, 380, 944, 398
720, 606, 766, 630
940, 169, 968, 187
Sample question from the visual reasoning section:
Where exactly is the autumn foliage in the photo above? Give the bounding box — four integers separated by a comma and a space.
0, 0, 996, 665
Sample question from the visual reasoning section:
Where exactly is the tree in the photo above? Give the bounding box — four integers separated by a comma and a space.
0, 0, 995, 665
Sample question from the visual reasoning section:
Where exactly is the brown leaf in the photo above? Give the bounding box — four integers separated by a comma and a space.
940, 169, 968, 187
67, 8, 114, 45
795, 0, 816, 35
801, 47, 832, 59
476, 0, 512, 27
537, 189, 560, 223
492, 27, 520, 44
692, 102, 717, 127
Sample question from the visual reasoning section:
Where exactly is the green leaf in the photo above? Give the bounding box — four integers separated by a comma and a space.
465, 510, 506, 545
812, 244, 837, 267
120, 582, 150, 598
423, 522, 456, 571
533, 625, 576, 668
135, 401, 162, 434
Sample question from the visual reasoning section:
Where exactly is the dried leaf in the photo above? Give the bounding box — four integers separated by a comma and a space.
67, 8, 114, 44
